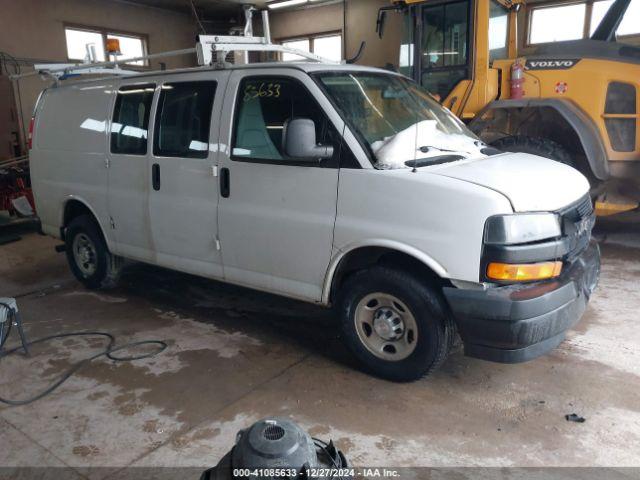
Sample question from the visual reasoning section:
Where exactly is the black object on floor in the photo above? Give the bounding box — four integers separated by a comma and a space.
200, 417, 351, 480
565, 413, 586, 423
0, 299, 29, 356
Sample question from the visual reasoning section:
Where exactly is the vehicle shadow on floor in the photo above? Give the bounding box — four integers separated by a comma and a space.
116, 262, 357, 371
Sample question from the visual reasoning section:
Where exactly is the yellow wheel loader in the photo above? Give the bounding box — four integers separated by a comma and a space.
377, 0, 640, 215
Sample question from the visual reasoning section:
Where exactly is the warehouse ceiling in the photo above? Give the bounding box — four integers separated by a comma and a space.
113, 0, 271, 33
121, 0, 266, 15
116, 0, 339, 33
120, 0, 334, 16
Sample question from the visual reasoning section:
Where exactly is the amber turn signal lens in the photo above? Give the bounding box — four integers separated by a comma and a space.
486, 261, 562, 282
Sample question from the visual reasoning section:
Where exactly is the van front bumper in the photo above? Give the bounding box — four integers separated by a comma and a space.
442, 241, 600, 363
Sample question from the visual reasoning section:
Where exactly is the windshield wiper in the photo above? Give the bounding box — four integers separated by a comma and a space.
405, 154, 465, 169
418, 145, 469, 154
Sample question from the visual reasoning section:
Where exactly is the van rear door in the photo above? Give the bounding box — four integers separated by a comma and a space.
147, 72, 228, 278
31, 83, 113, 242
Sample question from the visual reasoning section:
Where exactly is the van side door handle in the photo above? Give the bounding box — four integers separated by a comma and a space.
152, 163, 161, 191
220, 167, 230, 198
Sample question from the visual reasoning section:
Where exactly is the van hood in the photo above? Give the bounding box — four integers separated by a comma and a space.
429, 152, 590, 212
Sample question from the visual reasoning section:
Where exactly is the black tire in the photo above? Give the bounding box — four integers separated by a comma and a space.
337, 266, 454, 382
492, 135, 575, 168
65, 215, 122, 289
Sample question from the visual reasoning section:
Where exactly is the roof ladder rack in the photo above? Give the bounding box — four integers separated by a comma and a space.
11, 9, 335, 82
196, 8, 335, 67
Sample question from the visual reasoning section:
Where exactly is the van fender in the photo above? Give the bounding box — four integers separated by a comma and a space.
469, 98, 610, 180
321, 239, 448, 305
60, 195, 115, 251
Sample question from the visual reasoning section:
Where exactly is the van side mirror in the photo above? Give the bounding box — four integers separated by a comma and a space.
283, 118, 334, 161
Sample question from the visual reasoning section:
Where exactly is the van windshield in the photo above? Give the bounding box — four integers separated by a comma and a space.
315, 72, 484, 169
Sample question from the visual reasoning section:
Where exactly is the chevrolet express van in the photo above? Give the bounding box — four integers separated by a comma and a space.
29, 63, 600, 381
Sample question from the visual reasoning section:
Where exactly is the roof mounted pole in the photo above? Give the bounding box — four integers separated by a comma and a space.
244, 5, 255, 37
85, 44, 97, 63
243, 5, 255, 64
262, 10, 272, 44
196, 9, 335, 67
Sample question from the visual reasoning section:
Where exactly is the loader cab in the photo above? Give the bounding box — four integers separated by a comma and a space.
385, 0, 640, 214
396, 0, 519, 118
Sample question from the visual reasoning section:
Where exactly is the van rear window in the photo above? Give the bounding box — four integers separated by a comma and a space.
111, 84, 155, 155
153, 81, 217, 159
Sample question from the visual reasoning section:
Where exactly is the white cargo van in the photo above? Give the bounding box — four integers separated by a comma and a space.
29, 63, 600, 381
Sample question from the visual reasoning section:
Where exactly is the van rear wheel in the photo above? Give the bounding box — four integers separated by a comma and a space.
65, 215, 122, 289
337, 267, 454, 382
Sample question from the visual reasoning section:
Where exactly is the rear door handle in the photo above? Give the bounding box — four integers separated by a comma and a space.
152, 163, 161, 191
220, 167, 230, 198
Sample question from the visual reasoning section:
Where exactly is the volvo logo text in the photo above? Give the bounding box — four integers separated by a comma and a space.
525, 59, 581, 70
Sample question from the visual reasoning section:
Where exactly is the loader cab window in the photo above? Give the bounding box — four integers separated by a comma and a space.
591, 0, 640, 37
420, 0, 471, 100
399, 13, 416, 78
154, 81, 216, 159
489, 0, 509, 62
111, 84, 155, 155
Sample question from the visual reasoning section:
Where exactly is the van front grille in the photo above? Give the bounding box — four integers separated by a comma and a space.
560, 194, 595, 262
575, 194, 594, 218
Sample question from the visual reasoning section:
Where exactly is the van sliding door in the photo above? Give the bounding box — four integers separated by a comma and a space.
147, 73, 228, 278
108, 83, 155, 260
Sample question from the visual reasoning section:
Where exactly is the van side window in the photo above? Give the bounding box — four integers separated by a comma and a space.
111, 84, 155, 155
153, 81, 217, 159
232, 77, 338, 166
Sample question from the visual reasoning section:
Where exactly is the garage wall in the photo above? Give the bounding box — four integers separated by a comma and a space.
270, 0, 639, 69
270, 2, 344, 41
269, 0, 404, 69
0, 0, 199, 152
344, 0, 403, 68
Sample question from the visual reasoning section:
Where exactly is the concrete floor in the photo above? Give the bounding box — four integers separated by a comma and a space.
0, 214, 639, 478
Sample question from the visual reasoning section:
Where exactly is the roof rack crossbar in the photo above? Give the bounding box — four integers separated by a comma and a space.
196, 36, 335, 66
11, 48, 197, 80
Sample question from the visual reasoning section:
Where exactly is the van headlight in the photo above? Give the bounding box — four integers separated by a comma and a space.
484, 213, 561, 245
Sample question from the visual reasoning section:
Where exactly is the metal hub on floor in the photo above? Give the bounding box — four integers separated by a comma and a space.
355, 292, 418, 361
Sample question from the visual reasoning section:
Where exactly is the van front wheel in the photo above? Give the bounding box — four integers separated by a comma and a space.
337, 267, 454, 382
65, 215, 121, 289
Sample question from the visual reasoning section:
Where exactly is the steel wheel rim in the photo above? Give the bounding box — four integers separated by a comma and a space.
72, 233, 97, 277
354, 292, 418, 361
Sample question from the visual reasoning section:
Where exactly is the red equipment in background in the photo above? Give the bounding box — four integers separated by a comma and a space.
510, 59, 525, 99
0, 158, 35, 217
